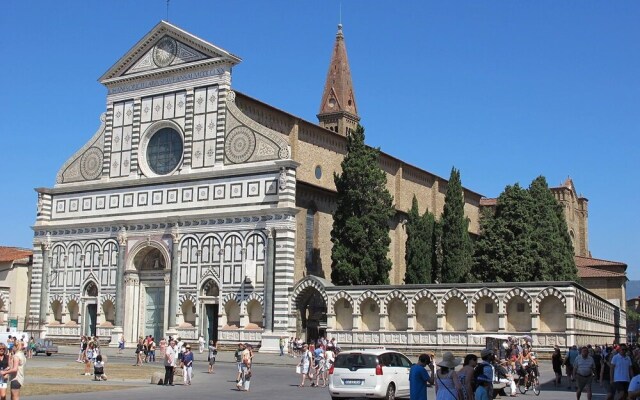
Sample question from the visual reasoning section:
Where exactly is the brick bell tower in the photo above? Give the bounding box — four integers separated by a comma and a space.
317, 24, 360, 136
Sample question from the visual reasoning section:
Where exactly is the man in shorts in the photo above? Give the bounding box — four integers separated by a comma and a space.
573, 346, 595, 400
611, 344, 633, 400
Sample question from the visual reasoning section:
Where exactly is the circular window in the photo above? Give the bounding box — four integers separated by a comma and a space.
315, 165, 322, 180
146, 127, 183, 175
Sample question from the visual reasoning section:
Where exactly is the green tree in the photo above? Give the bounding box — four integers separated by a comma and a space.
330, 124, 394, 285
472, 184, 535, 282
528, 176, 578, 281
440, 167, 473, 283
404, 196, 435, 284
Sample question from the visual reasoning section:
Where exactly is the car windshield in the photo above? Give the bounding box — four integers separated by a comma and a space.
334, 353, 378, 369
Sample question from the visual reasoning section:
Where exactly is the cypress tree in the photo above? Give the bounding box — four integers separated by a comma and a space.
528, 176, 578, 281
473, 184, 535, 282
330, 124, 394, 285
440, 167, 473, 283
404, 196, 435, 284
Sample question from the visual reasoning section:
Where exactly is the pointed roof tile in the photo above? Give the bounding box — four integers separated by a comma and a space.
318, 24, 358, 118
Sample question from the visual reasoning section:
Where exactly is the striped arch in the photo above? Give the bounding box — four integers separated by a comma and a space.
66, 293, 80, 306
440, 289, 468, 314
535, 287, 566, 313
178, 292, 197, 308
82, 239, 102, 253
470, 288, 500, 314
355, 291, 381, 314
221, 292, 241, 309
244, 292, 264, 309
100, 293, 116, 307
291, 277, 328, 311
383, 290, 409, 314
50, 293, 64, 305
503, 287, 532, 314
329, 291, 354, 314
411, 289, 438, 315
179, 233, 200, 247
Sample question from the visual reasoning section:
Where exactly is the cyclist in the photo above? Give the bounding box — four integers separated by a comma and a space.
518, 348, 538, 389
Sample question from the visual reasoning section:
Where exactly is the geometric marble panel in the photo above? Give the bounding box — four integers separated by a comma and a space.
247, 181, 260, 197
213, 185, 225, 200
230, 183, 242, 199
265, 180, 278, 195
181, 188, 193, 203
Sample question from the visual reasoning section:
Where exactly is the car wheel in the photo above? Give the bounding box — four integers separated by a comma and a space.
384, 383, 395, 400
46, 353, 52, 356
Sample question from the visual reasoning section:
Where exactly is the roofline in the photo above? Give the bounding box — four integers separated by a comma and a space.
235, 91, 485, 199
99, 20, 242, 83
575, 255, 627, 267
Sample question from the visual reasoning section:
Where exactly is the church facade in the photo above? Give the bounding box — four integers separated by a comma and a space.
30, 21, 624, 351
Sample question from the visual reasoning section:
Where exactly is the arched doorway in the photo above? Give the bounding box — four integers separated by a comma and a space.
83, 282, 98, 336
127, 245, 168, 342
201, 279, 220, 343
295, 286, 327, 343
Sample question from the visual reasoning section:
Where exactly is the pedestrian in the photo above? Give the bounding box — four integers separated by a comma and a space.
93, 354, 107, 381
76, 336, 86, 362
314, 346, 328, 388
628, 373, 640, 400
279, 337, 285, 357
573, 346, 595, 400
458, 354, 477, 400
311, 344, 324, 387
3, 341, 25, 400
435, 351, 463, 400
552, 346, 564, 387
149, 337, 156, 362
0, 343, 10, 400
566, 345, 579, 391
238, 343, 252, 392
26, 338, 35, 360
182, 345, 194, 386
118, 334, 124, 354
611, 344, 633, 400
83, 342, 95, 376
297, 343, 312, 387
198, 335, 205, 354
164, 339, 177, 386
478, 349, 495, 398
410, 353, 435, 400
600, 350, 614, 400
474, 374, 492, 400
134, 338, 144, 366
208, 340, 217, 374
235, 343, 245, 384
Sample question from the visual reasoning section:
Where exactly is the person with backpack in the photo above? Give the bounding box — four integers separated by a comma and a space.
234, 343, 244, 385
410, 353, 435, 400
565, 345, 579, 390
474, 374, 492, 400
474, 349, 495, 399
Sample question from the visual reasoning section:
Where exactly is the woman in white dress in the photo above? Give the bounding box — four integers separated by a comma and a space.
297, 344, 312, 387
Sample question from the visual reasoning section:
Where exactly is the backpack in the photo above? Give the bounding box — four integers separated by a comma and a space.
472, 362, 490, 391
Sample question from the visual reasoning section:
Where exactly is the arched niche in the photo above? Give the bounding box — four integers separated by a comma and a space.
444, 297, 466, 331
387, 298, 408, 331
415, 297, 437, 331
335, 298, 353, 330
361, 298, 380, 331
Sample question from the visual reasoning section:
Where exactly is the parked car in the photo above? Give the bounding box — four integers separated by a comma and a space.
34, 339, 58, 356
328, 348, 412, 400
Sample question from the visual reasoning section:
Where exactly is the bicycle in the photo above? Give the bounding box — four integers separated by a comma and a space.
517, 367, 541, 395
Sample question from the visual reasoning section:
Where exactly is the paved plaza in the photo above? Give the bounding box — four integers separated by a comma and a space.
18, 345, 611, 400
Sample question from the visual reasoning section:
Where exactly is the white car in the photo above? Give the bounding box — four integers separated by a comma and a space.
328, 348, 413, 400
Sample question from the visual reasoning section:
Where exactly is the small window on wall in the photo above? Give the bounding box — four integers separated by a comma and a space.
485, 303, 493, 314
517, 303, 525, 312
315, 166, 322, 180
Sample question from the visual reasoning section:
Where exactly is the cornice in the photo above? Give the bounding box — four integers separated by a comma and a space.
38, 159, 300, 195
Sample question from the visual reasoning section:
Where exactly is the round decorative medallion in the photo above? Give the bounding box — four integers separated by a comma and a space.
153, 36, 177, 68
80, 147, 103, 180
225, 127, 256, 164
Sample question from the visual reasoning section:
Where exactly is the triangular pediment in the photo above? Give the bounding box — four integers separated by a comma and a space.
99, 21, 241, 84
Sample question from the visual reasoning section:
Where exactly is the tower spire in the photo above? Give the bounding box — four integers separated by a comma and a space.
317, 23, 359, 136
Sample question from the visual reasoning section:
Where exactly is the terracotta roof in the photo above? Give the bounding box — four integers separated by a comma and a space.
577, 265, 626, 278
575, 255, 627, 268
0, 246, 32, 263
479, 198, 497, 206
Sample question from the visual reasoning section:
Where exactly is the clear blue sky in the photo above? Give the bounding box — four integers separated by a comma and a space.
1, 1, 638, 278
